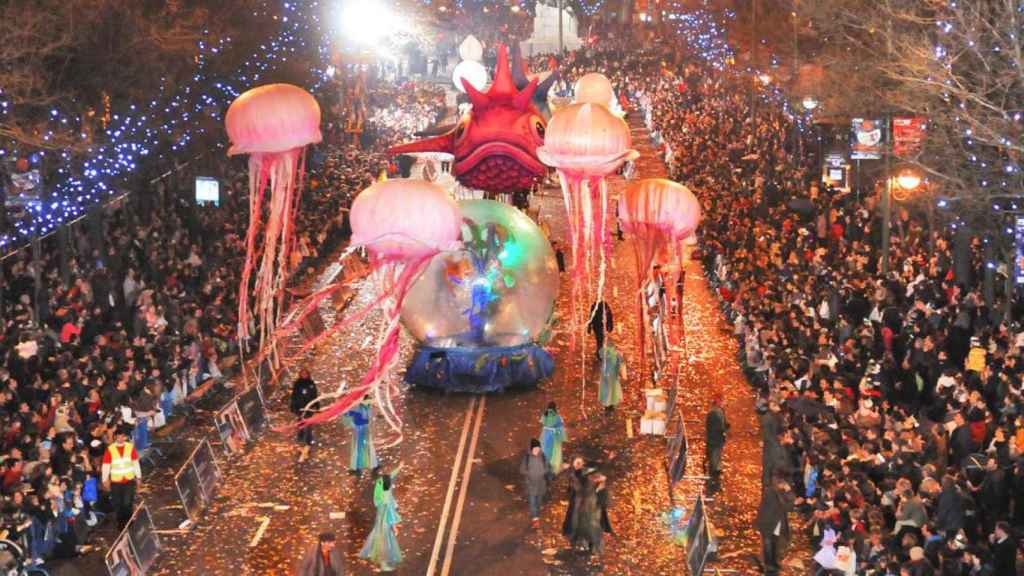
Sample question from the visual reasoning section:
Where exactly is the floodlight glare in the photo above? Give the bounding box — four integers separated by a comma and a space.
338, 0, 403, 45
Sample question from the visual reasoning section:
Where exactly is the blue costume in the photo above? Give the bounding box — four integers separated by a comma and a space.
359, 476, 402, 571
599, 343, 624, 408
540, 408, 567, 475
342, 402, 378, 472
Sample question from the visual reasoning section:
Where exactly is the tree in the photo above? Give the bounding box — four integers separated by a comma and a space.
0, 0, 261, 154
798, 0, 1024, 215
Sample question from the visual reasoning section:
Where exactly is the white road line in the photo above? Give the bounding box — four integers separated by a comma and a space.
440, 396, 486, 576
425, 397, 478, 575
248, 516, 270, 548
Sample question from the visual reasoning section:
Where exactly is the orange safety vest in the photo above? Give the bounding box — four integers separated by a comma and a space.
107, 443, 138, 483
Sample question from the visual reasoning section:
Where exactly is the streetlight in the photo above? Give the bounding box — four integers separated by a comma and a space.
758, 73, 772, 84
801, 96, 819, 111
881, 167, 922, 274
896, 169, 922, 192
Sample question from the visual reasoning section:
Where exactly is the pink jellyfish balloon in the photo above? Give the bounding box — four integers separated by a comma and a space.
537, 102, 636, 410
537, 102, 637, 330
574, 72, 615, 107
285, 179, 461, 437
225, 83, 322, 364
618, 178, 701, 374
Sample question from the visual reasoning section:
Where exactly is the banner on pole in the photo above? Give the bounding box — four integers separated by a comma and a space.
893, 116, 927, 157
850, 118, 886, 160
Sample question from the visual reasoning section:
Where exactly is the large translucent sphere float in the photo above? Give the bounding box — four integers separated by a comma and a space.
401, 199, 558, 348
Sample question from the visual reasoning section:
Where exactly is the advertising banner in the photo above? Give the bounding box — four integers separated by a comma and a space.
850, 118, 886, 160
893, 116, 927, 157
174, 440, 222, 522
237, 387, 267, 439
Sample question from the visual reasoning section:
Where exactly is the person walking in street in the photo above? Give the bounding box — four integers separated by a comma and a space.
562, 456, 585, 540
359, 474, 402, 572
343, 395, 378, 477
567, 470, 603, 554
587, 300, 614, 357
540, 402, 567, 476
290, 369, 319, 463
755, 476, 797, 576
520, 438, 549, 528
598, 336, 626, 412
101, 425, 141, 531
296, 532, 345, 576
705, 393, 729, 479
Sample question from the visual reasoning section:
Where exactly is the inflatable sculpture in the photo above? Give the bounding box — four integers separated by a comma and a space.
402, 199, 558, 392
619, 178, 701, 372
388, 45, 548, 195
225, 84, 322, 360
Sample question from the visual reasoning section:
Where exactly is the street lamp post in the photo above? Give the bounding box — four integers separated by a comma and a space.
882, 167, 922, 274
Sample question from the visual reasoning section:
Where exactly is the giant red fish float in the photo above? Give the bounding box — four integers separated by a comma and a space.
388, 45, 554, 194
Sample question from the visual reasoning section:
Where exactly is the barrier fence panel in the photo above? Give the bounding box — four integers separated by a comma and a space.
215, 399, 249, 455
105, 504, 160, 576
174, 439, 221, 522
236, 386, 266, 438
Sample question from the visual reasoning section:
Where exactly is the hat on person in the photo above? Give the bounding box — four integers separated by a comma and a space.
530, 438, 541, 449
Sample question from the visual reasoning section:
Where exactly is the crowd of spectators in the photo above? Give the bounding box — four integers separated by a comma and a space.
0, 69, 423, 568
603, 44, 1023, 574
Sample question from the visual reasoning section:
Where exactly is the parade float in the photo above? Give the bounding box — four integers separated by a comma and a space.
402, 199, 558, 392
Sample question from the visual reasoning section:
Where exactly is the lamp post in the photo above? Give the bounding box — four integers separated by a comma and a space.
882, 167, 921, 274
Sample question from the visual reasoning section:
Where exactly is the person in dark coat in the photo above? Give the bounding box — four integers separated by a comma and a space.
755, 476, 796, 575
562, 456, 585, 539
934, 475, 964, 536
949, 412, 977, 469
587, 300, 613, 358
290, 369, 319, 462
296, 531, 345, 576
520, 438, 549, 527
989, 521, 1017, 576
705, 393, 729, 479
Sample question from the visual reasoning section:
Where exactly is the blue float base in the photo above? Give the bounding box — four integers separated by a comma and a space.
405, 343, 554, 393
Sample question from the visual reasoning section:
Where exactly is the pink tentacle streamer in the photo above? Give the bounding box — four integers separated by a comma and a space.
279, 254, 434, 433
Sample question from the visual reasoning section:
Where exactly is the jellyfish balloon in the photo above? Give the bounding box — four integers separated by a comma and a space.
618, 178, 701, 371
282, 179, 462, 441
225, 84, 322, 364
537, 98, 637, 348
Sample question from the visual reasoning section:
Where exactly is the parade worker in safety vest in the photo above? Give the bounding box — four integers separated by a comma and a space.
101, 425, 142, 531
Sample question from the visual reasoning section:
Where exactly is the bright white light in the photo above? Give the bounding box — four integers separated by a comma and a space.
325, 65, 336, 78
338, 1, 404, 45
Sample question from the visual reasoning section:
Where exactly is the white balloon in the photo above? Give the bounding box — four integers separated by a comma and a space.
459, 35, 484, 62
452, 60, 488, 94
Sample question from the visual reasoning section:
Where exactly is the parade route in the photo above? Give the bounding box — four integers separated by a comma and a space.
133, 115, 776, 576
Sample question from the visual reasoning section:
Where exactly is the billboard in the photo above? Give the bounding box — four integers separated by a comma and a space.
850, 118, 886, 160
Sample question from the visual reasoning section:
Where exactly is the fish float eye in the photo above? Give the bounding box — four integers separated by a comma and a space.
534, 121, 545, 138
